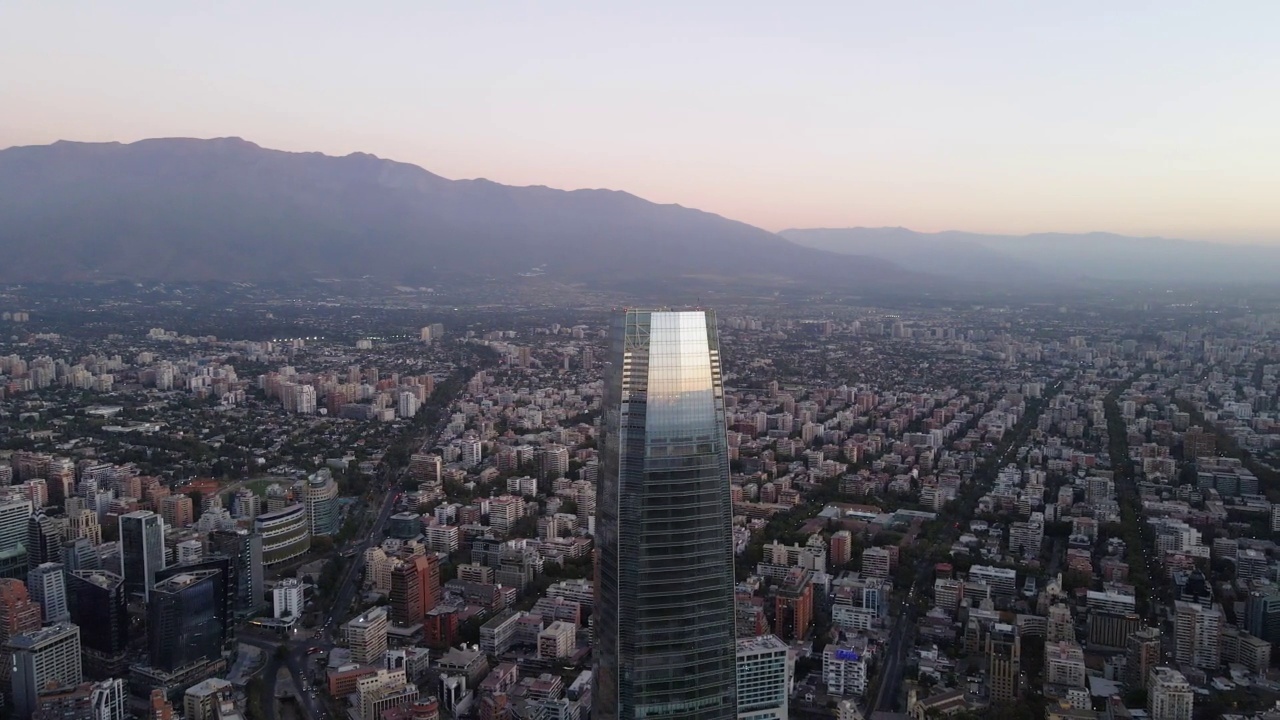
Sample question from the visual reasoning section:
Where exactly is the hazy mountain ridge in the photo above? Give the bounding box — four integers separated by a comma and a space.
0, 137, 910, 288
781, 227, 1280, 285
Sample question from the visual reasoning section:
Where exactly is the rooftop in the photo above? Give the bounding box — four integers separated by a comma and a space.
737, 634, 789, 655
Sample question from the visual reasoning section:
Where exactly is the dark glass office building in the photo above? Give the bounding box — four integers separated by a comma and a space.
209, 528, 265, 617
26, 513, 61, 569
67, 569, 129, 679
157, 555, 235, 646
148, 569, 226, 673
594, 310, 737, 719
119, 510, 166, 601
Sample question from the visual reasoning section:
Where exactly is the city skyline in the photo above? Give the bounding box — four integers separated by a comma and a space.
1, 2, 1279, 715
0, 285, 1278, 718
2, 2, 1278, 243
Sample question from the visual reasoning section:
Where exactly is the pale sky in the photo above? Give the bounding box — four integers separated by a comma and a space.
2, 1, 1278, 242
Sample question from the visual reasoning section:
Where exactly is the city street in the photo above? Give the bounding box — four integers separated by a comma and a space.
241, 418, 449, 720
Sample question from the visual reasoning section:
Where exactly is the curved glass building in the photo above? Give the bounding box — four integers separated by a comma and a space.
253, 504, 311, 566
594, 309, 737, 719
304, 469, 341, 536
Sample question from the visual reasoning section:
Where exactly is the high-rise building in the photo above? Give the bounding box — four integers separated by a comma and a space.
1245, 586, 1280, 644
829, 530, 852, 567
0, 578, 43, 699
119, 510, 166, 601
0, 496, 34, 578
0, 578, 42, 644
594, 309, 737, 719
409, 454, 444, 488
45, 459, 76, 509
208, 529, 265, 617
1087, 609, 1143, 650
149, 689, 176, 720
487, 495, 522, 537
61, 537, 101, 574
27, 512, 62, 569
1044, 640, 1086, 688
304, 470, 341, 537
823, 645, 869, 697
147, 570, 227, 673
345, 606, 389, 665
156, 554, 234, 644
231, 489, 261, 521
1220, 627, 1272, 676
541, 444, 570, 480
987, 623, 1022, 704
10, 452, 52, 483
1173, 600, 1221, 671
774, 568, 814, 642
1236, 548, 1269, 583
1046, 604, 1074, 643
8, 622, 83, 720
176, 539, 203, 565
861, 547, 892, 579
537, 621, 576, 660
273, 578, 305, 620
1182, 428, 1216, 462
1147, 666, 1192, 720
159, 494, 194, 529
27, 562, 69, 624
67, 569, 129, 680
398, 392, 420, 419
183, 678, 235, 720
736, 635, 791, 720
253, 504, 310, 566
264, 484, 291, 514
31, 677, 126, 720
390, 555, 438, 626
459, 436, 483, 469
1124, 627, 1161, 691
969, 565, 1017, 599
66, 509, 102, 547
356, 668, 418, 720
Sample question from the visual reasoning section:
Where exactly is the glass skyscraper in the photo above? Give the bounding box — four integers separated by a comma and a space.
594, 309, 737, 719
148, 569, 226, 673
119, 510, 166, 602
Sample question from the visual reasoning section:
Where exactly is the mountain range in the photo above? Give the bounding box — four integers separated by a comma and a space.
0, 137, 1275, 289
780, 227, 1280, 285
0, 137, 905, 289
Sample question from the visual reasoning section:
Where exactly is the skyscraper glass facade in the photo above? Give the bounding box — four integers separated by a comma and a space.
119, 511, 165, 601
594, 310, 736, 719
148, 570, 225, 673
305, 469, 341, 536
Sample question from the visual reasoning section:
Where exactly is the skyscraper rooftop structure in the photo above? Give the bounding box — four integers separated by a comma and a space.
594, 309, 737, 719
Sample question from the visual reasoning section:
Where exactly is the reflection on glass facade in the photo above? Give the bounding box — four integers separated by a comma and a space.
595, 310, 736, 719
67, 569, 129, 678
119, 510, 166, 602
148, 569, 225, 672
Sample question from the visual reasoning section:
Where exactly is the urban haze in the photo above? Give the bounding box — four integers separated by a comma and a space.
1, 4, 1279, 720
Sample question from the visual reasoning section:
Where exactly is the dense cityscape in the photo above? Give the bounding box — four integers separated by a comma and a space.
5, 2, 1280, 718
0, 283, 1277, 720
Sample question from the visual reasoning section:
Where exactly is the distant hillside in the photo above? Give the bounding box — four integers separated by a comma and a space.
781, 227, 1280, 285
0, 138, 908, 289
